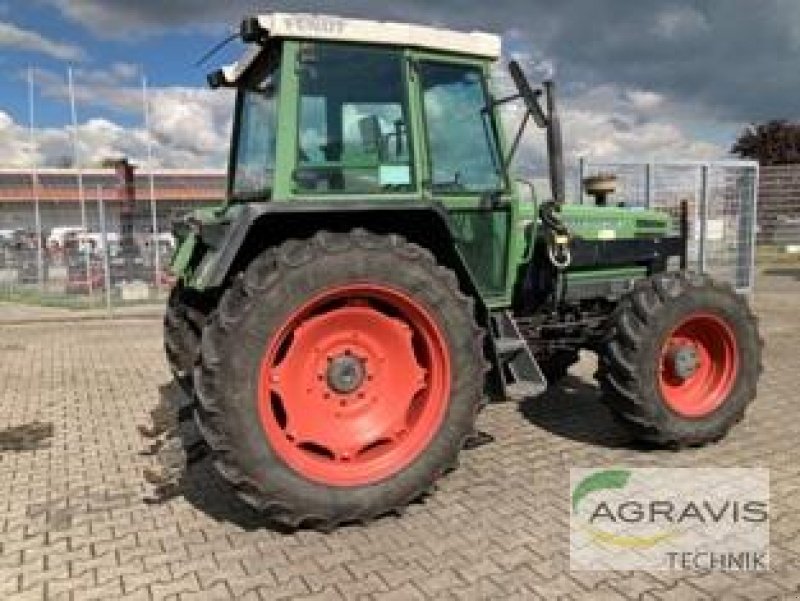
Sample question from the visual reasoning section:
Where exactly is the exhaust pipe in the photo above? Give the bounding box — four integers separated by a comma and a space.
543, 81, 565, 207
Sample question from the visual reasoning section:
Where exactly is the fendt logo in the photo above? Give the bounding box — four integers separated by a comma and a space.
569, 468, 770, 571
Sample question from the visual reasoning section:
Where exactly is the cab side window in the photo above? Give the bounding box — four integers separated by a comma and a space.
295, 43, 414, 194
418, 62, 502, 194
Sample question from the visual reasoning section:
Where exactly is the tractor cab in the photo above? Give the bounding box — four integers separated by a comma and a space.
204, 14, 521, 301
194, 13, 677, 308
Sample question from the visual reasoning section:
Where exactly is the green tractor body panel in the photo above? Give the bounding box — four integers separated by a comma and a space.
558, 205, 671, 240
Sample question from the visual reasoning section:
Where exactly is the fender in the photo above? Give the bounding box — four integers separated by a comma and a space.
179, 200, 481, 305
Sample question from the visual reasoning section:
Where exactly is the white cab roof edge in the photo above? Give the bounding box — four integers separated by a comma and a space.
219, 13, 502, 85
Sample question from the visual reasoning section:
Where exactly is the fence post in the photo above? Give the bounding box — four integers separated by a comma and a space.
142, 75, 160, 296
68, 67, 93, 299
749, 164, 759, 293
645, 163, 653, 209
97, 185, 113, 317
578, 157, 585, 205
27, 68, 44, 291
698, 164, 709, 273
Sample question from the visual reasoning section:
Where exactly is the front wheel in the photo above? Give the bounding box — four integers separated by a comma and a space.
597, 272, 761, 447
194, 230, 487, 528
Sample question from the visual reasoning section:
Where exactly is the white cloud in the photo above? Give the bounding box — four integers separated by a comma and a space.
46, 0, 239, 37
563, 108, 721, 163
509, 100, 722, 173
652, 6, 709, 40
494, 66, 724, 176
0, 87, 233, 170
627, 90, 663, 111
148, 87, 233, 157
0, 110, 36, 166
562, 86, 722, 162
8, 58, 721, 179
18, 64, 235, 168
0, 20, 84, 61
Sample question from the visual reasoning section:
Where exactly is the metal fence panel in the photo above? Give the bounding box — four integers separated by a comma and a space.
756, 166, 800, 291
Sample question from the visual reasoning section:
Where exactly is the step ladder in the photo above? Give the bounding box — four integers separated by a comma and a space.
490, 310, 547, 401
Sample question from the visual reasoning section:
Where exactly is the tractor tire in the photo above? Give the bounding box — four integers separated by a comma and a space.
194, 230, 488, 529
537, 350, 580, 384
597, 272, 761, 447
164, 282, 210, 396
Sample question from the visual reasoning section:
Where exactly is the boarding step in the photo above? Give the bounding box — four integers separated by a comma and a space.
494, 336, 528, 357
490, 310, 547, 401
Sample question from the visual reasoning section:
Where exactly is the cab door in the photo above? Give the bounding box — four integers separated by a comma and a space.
409, 54, 513, 303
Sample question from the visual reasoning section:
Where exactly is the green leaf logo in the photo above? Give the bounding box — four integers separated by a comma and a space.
572, 469, 631, 512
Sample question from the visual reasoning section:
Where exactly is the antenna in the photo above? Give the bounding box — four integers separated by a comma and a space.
194, 31, 240, 68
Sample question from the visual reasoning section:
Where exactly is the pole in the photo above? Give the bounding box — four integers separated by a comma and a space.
698, 164, 709, 273
141, 75, 160, 293
68, 66, 92, 296
749, 164, 759, 294
68, 67, 87, 230
97, 185, 112, 317
27, 67, 44, 290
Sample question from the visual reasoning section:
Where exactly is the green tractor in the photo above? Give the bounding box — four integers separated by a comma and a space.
165, 13, 761, 528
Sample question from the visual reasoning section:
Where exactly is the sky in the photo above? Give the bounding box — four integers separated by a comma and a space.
0, 0, 798, 171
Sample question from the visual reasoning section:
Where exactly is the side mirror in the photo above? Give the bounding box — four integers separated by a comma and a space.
508, 61, 547, 128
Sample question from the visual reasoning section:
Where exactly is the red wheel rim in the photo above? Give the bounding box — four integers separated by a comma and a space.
258, 284, 451, 487
658, 312, 739, 418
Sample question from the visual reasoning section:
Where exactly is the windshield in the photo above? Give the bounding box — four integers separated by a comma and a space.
230, 55, 280, 199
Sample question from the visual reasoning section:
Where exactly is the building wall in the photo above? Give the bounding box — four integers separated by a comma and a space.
0, 199, 220, 234
0, 168, 225, 236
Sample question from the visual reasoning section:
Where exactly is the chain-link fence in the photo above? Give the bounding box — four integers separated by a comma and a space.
0, 168, 224, 312
577, 159, 758, 293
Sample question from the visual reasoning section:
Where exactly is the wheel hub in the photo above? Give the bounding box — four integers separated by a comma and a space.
667, 344, 700, 380
326, 353, 365, 394
658, 312, 739, 418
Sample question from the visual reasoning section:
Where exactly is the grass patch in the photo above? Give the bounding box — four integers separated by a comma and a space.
0, 287, 166, 310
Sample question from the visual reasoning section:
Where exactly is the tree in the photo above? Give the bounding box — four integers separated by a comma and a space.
731, 120, 800, 165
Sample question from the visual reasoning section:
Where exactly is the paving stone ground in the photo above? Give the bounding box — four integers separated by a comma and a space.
0, 283, 798, 600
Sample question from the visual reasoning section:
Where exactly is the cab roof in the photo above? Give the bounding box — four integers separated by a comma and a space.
218, 13, 502, 85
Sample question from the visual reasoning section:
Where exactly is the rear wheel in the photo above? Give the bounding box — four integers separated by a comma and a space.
164, 282, 210, 395
597, 272, 761, 447
194, 230, 487, 528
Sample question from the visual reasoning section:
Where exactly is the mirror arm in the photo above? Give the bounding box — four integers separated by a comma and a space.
501, 109, 531, 175
488, 92, 522, 110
